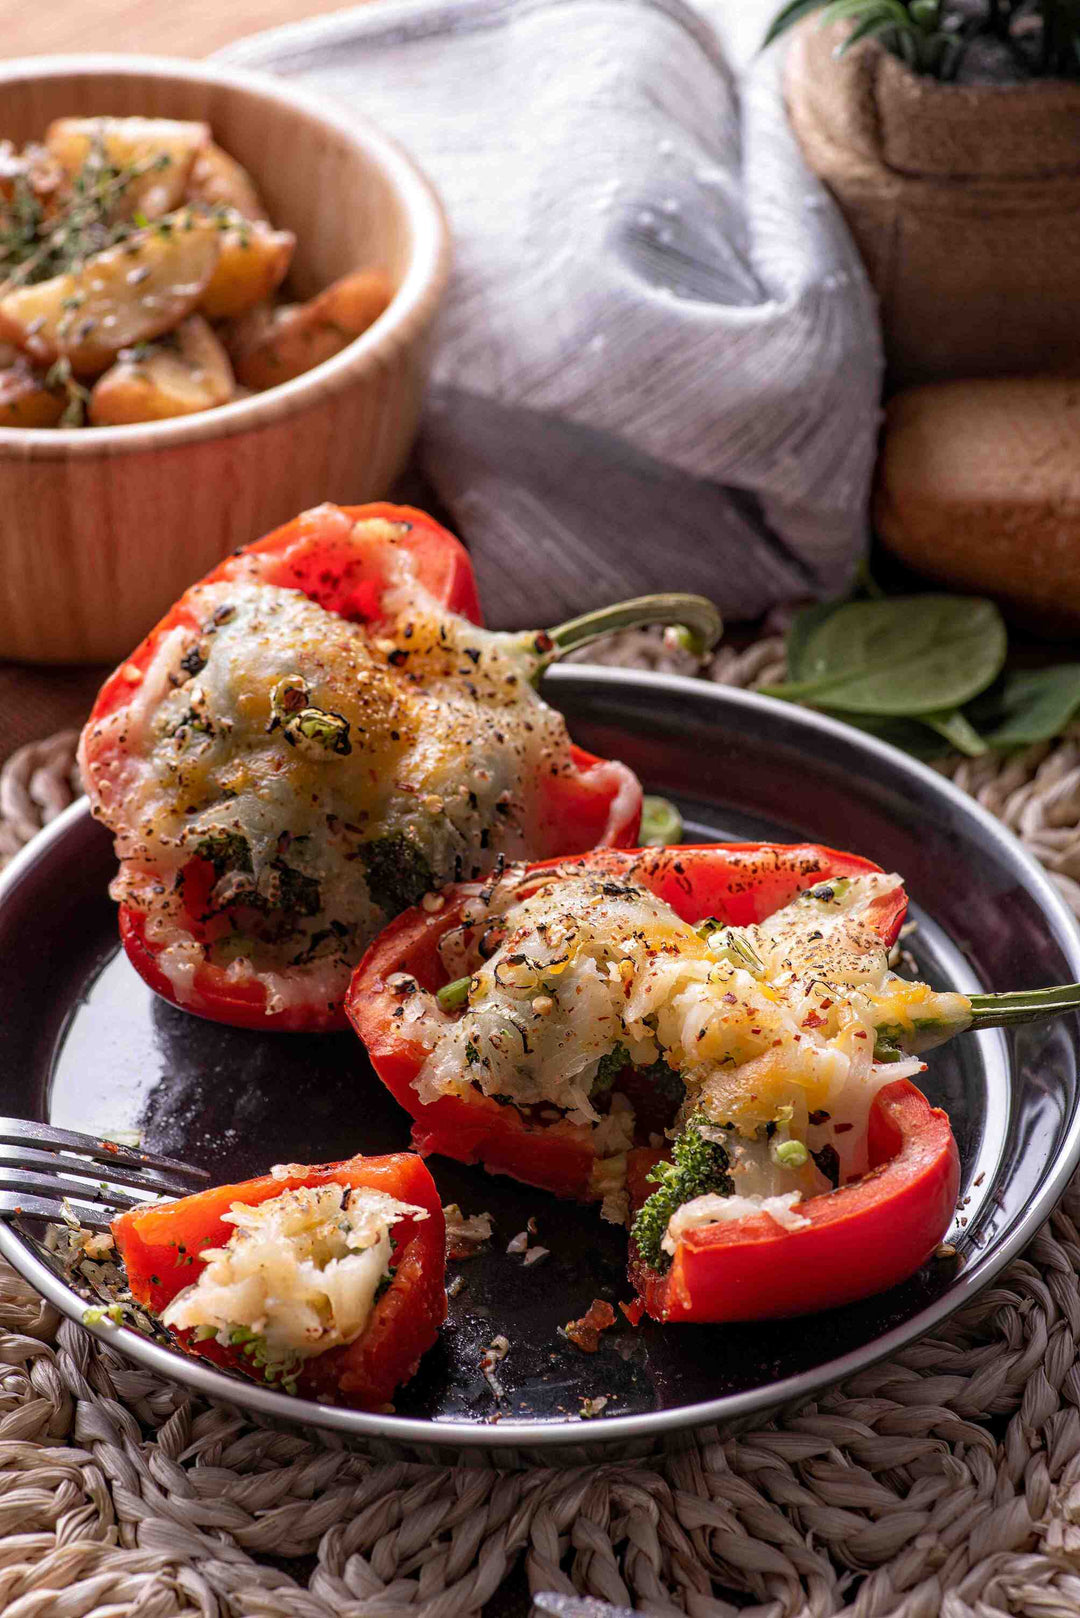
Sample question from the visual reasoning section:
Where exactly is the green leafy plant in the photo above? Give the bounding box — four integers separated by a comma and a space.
767, 595, 1007, 716
764, 0, 1080, 81
761, 591, 1080, 760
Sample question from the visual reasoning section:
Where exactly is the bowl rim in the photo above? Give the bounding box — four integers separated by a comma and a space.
2, 666, 1079, 1458
0, 53, 450, 458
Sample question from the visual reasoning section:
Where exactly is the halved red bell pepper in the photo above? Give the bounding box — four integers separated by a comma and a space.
628, 1079, 959, 1322
112, 1151, 445, 1409
345, 843, 905, 1200
79, 502, 643, 1033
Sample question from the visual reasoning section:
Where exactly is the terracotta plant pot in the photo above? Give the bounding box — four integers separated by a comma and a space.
785, 22, 1080, 387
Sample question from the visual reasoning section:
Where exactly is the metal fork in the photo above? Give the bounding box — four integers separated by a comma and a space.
0, 1118, 210, 1230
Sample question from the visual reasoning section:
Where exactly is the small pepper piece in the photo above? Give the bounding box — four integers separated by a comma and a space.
564, 1298, 617, 1353
112, 1150, 445, 1410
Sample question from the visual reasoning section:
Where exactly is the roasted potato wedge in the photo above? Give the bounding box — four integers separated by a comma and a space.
89, 314, 235, 425
0, 361, 66, 427
199, 218, 295, 321
45, 117, 210, 220
228, 269, 394, 390
0, 212, 221, 377
0, 140, 66, 212
186, 142, 268, 221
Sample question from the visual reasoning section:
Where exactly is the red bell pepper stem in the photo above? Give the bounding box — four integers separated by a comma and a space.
112, 1151, 446, 1410
629, 1079, 959, 1323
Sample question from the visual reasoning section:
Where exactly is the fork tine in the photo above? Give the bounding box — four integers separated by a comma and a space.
0, 1191, 114, 1230
0, 1118, 209, 1182
0, 1168, 145, 1212
0, 1145, 197, 1200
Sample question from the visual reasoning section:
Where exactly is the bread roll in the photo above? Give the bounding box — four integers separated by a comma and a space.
875, 378, 1080, 635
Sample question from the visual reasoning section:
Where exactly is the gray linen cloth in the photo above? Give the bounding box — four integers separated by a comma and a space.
220, 0, 882, 629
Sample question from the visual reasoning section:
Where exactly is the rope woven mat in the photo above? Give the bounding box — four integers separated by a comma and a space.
3, 632, 1080, 1618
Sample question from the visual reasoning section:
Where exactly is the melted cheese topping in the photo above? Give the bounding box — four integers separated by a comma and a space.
406, 865, 970, 1219
80, 510, 594, 1008
161, 1182, 427, 1364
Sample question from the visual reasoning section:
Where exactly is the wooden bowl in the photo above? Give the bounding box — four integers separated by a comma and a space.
0, 55, 450, 664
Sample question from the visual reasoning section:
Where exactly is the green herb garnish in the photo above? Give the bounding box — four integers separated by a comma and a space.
639, 796, 683, 846
437, 976, 471, 1010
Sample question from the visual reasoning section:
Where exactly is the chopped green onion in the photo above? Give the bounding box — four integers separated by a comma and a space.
437, 976, 471, 1011
774, 1139, 809, 1169
639, 795, 683, 846
707, 927, 765, 977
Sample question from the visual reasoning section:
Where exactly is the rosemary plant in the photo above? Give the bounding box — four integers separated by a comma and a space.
764, 0, 1080, 81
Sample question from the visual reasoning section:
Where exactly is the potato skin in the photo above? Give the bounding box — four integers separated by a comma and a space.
45, 117, 209, 220
199, 220, 295, 321
0, 212, 222, 377
228, 270, 394, 391
186, 142, 268, 222
88, 315, 235, 425
0, 363, 66, 428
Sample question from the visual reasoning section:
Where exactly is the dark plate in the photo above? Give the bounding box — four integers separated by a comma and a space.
2, 668, 1079, 1466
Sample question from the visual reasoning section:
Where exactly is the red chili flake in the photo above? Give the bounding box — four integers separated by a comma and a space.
564, 1299, 617, 1353
620, 1298, 645, 1328
447, 1238, 483, 1260
802, 1010, 826, 1030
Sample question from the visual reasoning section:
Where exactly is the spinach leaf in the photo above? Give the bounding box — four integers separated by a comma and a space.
819, 712, 954, 761
766, 596, 1006, 716
922, 709, 987, 758
968, 666, 1080, 750
784, 601, 839, 681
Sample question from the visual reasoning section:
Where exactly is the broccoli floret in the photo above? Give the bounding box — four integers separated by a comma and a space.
361, 833, 434, 915
591, 1044, 631, 1096
631, 1114, 734, 1273
591, 1047, 685, 1111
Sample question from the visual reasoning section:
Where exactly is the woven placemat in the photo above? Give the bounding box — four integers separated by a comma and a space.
3, 634, 1080, 1618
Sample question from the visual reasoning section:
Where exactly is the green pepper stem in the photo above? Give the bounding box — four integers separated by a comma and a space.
967, 984, 1080, 1030
544, 594, 723, 663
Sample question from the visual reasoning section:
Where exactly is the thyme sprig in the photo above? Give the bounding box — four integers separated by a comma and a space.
0, 137, 174, 292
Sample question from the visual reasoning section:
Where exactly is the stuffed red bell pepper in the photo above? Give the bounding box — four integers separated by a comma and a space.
346, 843, 968, 1320
112, 1151, 445, 1408
79, 501, 716, 1032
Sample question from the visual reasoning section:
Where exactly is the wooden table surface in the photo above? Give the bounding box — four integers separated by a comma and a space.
0, 0, 354, 60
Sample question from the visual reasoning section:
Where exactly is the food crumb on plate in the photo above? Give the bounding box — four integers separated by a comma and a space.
443, 1203, 493, 1259
481, 1333, 510, 1399
564, 1299, 617, 1353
